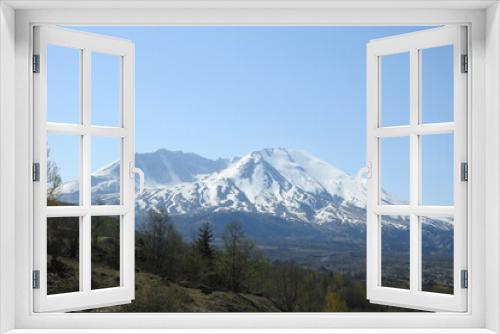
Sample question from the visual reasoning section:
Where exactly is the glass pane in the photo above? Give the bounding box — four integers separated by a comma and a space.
380, 52, 410, 127
47, 45, 81, 124
91, 137, 121, 205
421, 45, 454, 124
381, 215, 410, 289
91, 216, 121, 289
47, 217, 80, 295
421, 216, 454, 294
47, 133, 81, 206
380, 137, 409, 205
92, 52, 121, 127
421, 134, 454, 206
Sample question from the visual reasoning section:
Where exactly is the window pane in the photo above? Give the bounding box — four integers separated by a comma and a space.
47, 217, 80, 295
380, 216, 410, 289
380, 52, 410, 127
91, 137, 121, 205
420, 45, 454, 124
92, 52, 121, 127
91, 216, 121, 290
381, 215, 410, 289
421, 216, 454, 294
380, 137, 409, 205
47, 45, 81, 124
421, 134, 454, 206
47, 133, 81, 206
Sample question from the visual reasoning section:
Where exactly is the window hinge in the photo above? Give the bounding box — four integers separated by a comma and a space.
461, 269, 468, 289
32, 54, 40, 73
32, 162, 40, 182
461, 54, 468, 73
32, 270, 40, 289
461, 162, 468, 182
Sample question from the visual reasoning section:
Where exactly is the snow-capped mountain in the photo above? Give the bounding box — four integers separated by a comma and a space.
136, 148, 376, 225
59, 147, 372, 223
58, 147, 450, 231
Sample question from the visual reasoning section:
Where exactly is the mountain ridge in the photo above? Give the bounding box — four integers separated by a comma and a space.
123, 148, 365, 224
58, 147, 450, 231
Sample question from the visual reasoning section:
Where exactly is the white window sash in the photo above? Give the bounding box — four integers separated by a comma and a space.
32, 25, 136, 312
366, 25, 468, 312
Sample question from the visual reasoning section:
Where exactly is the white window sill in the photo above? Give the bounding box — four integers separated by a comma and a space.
3, 329, 497, 334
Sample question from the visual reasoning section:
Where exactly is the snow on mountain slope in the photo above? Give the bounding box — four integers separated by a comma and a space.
58, 147, 449, 229
132, 148, 379, 225
250, 148, 367, 206
58, 149, 229, 205
136, 149, 229, 186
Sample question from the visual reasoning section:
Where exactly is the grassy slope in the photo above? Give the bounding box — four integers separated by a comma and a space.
90, 270, 281, 312
48, 255, 279, 312
44, 256, 279, 312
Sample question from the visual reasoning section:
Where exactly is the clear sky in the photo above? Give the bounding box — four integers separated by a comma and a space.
47, 26, 454, 205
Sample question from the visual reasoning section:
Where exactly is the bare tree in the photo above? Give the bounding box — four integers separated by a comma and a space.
139, 208, 185, 281
140, 208, 170, 275
217, 222, 258, 293
47, 148, 62, 202
272, 261, 302, 311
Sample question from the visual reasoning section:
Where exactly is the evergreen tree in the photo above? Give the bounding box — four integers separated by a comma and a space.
195, 222, 215, 261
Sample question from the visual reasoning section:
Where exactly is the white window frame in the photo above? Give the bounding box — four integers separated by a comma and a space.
0, 1, 499, 333
32, 25, 136, 312
366, 26, 468, 312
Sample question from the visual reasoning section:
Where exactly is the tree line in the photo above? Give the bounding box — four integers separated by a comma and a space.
130, 208, 407, 312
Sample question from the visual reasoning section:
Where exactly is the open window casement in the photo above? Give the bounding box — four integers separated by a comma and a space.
33, 26, 141, 312
366, 26, 468, 312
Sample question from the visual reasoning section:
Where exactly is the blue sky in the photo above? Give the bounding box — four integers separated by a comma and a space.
47, 26, 454, 205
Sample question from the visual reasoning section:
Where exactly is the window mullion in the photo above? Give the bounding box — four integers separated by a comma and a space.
81, 48, 92, 293
409, 48, 421, 293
